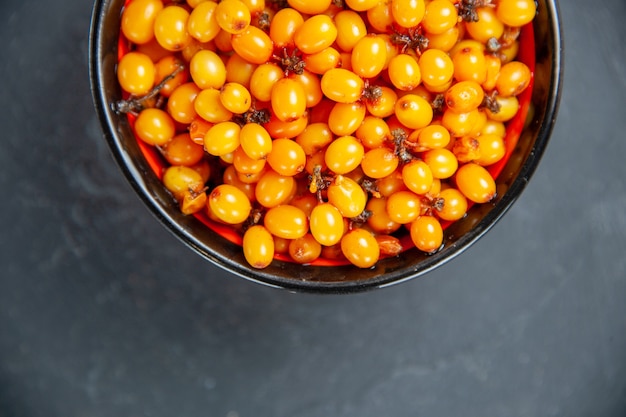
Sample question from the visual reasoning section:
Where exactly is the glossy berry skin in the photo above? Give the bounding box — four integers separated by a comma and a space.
294, 14, 337, 55
208, 184, 252, 224
310, 203, 345, 246
121, 0, 163, 45
264, 205, 309, 240
243, 225, 275, 269
320, 68, 364, 103
497, 0, 537, 27
117, 52, 155, 95
455, 162, 496, 203
270, 78, 307, 122
341, 228, 380, 268
410, 215, 443, 253
214, 0, 251, 34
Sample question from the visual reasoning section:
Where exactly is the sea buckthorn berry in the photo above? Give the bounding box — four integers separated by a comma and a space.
266, 138, 306, 176
445, 80, 485, 113
215, 0, 251, 34
341, 228, 380, 268
394, 94, 434, 130
345, 0, 380, 12
249, 63, 284, 102
288, 0, 332, 15
294, 14, 338, 55
187, 1, 220, 43
154, 5, 192, 51
290, 70, 324, 108
189, 117, 214, 145
391, 0, 426, 28
386, 190, 422, 224
295, 123, 334, 155
474, 134, 506, 166
496, 0, 537, 27
435, 187, 468, 221
134, 108, 175, 146
121, 0, 163, 45
204, 121, 241, 156
351, 35, 387, 79
377, 172, 408, 197
213, 28, 235, 53
162, 165, 205, 201
289, 234, 323, 264
419, 48, 454, 88
271, 78, 307, 122
423, 148, 458, 179
290, 193, 318, 218
303, 47, 342, 75
255, 169, 296, 208
422, 0, 458, 35
334, 10, 367, 52
231, 26, 274, 65
442, 107, 482, 137
264, 205, 309, 239
328, 101, 367, 136
225, 53, 257, 88
240, 123, 273, 160
387, 53, 422, 91
325, 136, 365, 175
426, 25, 461, 52
452, 135, 480, 163
496, 61, 532, 97
240, 0, 266, 14
269, 8, 304, 49
264, 112, 309, 139
161, 133, 205, 166
310, 203, 345, 246
194, 87, 233, 123
365, 86, 398, 118
410, 215, 443, 253
452, 46, 487, 84
117, 52, 155, 95
482, 54, 502, 91
134, 37, 171, 62
327, 175, 367, 218
416, 124, 451, 150
402, 159, 434, 195
465, 7, 504, 43
485, 95, 519, 122
361, 147, 399, 179
367, 0, 394, 33
320, 68, 364, 103
455, 162, 496, 203
209, 184, 252, 224
189, 49, 226, 89
356, 116, 391, 149
243, 225, 275, 269
366, 197, 402, 234
154, 55, 188, 98
219, 82, 252, 114
233, 146, 267, 175
167, 82, 201, 124
481, 120, 506, 137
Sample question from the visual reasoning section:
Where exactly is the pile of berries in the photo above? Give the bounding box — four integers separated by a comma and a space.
115, 0, 536, 268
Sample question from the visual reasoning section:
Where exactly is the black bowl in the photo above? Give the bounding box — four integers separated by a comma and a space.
89, 0, 563, 293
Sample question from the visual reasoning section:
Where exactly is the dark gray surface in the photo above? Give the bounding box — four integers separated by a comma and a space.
1, 1, 625, 416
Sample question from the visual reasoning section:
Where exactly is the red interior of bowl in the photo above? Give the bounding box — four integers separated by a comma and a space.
116, 9, 536, 267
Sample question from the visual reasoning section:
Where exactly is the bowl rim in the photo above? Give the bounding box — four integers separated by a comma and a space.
89, 0, 563, 293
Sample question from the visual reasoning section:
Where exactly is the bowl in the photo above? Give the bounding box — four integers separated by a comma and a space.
89, 0, 563, 293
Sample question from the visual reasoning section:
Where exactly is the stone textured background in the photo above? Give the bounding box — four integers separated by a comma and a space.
1, 1, 625, 416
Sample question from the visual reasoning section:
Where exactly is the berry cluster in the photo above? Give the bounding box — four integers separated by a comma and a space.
115, 0, 536, 268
